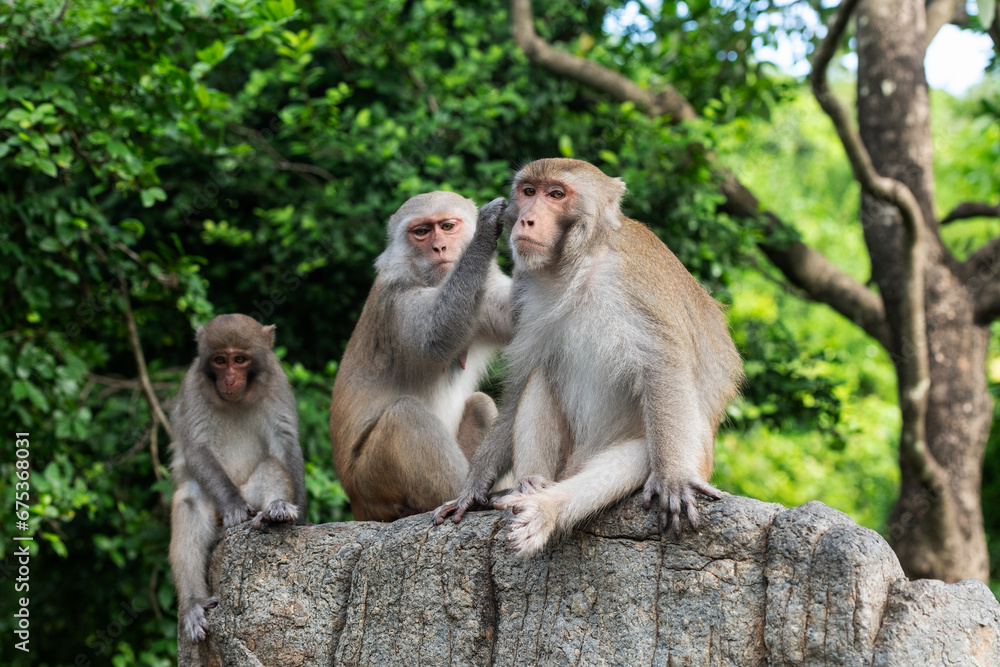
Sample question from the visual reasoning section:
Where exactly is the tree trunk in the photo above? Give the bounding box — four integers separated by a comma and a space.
857, 0, 990, 582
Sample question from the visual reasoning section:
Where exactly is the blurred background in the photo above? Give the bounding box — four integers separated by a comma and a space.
0, 0, 997, 664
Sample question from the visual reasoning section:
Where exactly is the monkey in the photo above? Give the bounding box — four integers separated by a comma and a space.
329, 191, 512, 522
168, 313, 306, 642
433, 158, 742, 556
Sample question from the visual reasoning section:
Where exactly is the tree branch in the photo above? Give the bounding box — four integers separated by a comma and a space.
119, 284, 170, 480
961, 235, 1000, 322
924, 0, 966, 49
508, 0, 889, 345
940, 200, 1000, 224
509, 0, 696, 121
718, 173, 891, 347
812, 0, 943, 496
228, 124, 336, 184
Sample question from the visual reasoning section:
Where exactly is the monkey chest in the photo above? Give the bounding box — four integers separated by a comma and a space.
211, 419, 271, 485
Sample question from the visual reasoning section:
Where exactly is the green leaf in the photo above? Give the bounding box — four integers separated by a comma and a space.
36, 157, 57, 177
558, 134, 574, 157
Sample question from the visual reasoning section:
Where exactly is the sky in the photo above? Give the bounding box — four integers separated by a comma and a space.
607, 1, 996, 97
761, 22, 994, 96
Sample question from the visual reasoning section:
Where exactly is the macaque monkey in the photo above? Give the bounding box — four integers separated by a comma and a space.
169, 313, 306, 642
433, 158, 742, 556
330, 192, 512, 522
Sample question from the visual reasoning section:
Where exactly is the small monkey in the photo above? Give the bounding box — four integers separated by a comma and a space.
330, 192, 512, 522
169, 313, 306, 642
434, 158, 742, 556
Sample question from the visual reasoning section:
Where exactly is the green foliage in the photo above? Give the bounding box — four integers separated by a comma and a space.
1, 0, 996, 662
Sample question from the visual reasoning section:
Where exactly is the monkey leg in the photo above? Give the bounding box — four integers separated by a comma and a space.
169, 480, 222, 642
351, 396, 470, 521
497, 439, 650, 557
510, 370, 569, 487
456, 391, 498, 462
241, 457, 300, 530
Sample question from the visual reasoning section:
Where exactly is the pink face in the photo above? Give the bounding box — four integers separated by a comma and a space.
210, 348, 252, 401
510, 178, 574, 262
407, 213, 467, 276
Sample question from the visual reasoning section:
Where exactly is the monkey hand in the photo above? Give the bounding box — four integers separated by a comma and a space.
221, 501, 256, 529
641, 474, 724, 536
431, 487, 490, 525
182, 596, 218, 643
476, 197, 508, 241
250, 500, 300, 531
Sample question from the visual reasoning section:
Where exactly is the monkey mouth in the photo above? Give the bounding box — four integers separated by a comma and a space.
515, 238, 548, 250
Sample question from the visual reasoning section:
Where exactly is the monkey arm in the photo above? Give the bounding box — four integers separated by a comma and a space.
639, 360, 723, 534
182, 442, 255, 526
432, 366, 523, 525
475, 268, 514, 345
268, 379, 307, 517
407, 198, 507, 362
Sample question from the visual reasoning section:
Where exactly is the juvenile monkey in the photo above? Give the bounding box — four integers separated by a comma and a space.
434, 158, 742, 556
330, 192, 512, 522
169, 313, 306, 642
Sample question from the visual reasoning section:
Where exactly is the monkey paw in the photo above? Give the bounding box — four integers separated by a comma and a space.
477, 197, 508, 240
642, 475, 724, 536
497, 493, 559, 557
222, 502, 256, 529
512, 475, 551, 495
250, 501, 300, 531
181, 597, 218, 643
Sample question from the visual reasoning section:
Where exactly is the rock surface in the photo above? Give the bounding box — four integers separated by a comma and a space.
178, 494, 1000, 666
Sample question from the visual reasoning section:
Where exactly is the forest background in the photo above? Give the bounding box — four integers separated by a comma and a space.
0, 0, 998, 665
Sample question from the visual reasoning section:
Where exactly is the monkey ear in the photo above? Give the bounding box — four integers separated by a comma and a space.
601, 177, 627, 227
262, 324, 276, 348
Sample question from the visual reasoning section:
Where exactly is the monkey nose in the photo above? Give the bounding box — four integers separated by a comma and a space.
523, 219, 535, 227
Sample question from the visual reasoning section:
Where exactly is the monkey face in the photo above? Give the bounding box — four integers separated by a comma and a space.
406, 213, 469, 280
208, 349, 253, 401
509, 178, 574, 269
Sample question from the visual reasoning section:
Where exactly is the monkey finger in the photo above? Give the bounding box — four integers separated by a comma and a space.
683, 489, 700, 531
691, 480, 724, 500
204, 597, 219, 610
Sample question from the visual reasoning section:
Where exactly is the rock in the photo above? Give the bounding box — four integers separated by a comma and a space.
178, 494, 1000, 666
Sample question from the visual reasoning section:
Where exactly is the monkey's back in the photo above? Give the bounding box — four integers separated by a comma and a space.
614, 217, 743, 425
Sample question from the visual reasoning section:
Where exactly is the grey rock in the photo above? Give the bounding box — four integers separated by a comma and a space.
178, 494, 1000, 666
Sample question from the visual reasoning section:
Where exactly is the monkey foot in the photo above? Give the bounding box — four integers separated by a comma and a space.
250, 501, 300, 531
182, 597, 218, 643
498, 493, 559, 557
642, 475, 724, 536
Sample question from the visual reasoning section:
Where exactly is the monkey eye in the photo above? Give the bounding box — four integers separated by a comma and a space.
235, 355, 248, 364
549, 190, 565, 200
213, 356, 226, 365
523, 186, 536, 196
440, 221, 456, 231
412, 227, 430, 238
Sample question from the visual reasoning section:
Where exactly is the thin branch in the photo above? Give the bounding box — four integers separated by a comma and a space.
119, 284, 171, 479
509, 0, 697, 121
84, 372, 175, 391
148, 565, 163, 621
811, 0, 942, 496
228, 124, 336, 184
940, 201, 1000, 224
52, 0, 69, 24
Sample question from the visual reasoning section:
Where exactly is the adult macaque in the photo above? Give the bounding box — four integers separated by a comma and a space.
433, 158, 742, 556
169, 314, 306, 642
330, 191, 512, 521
